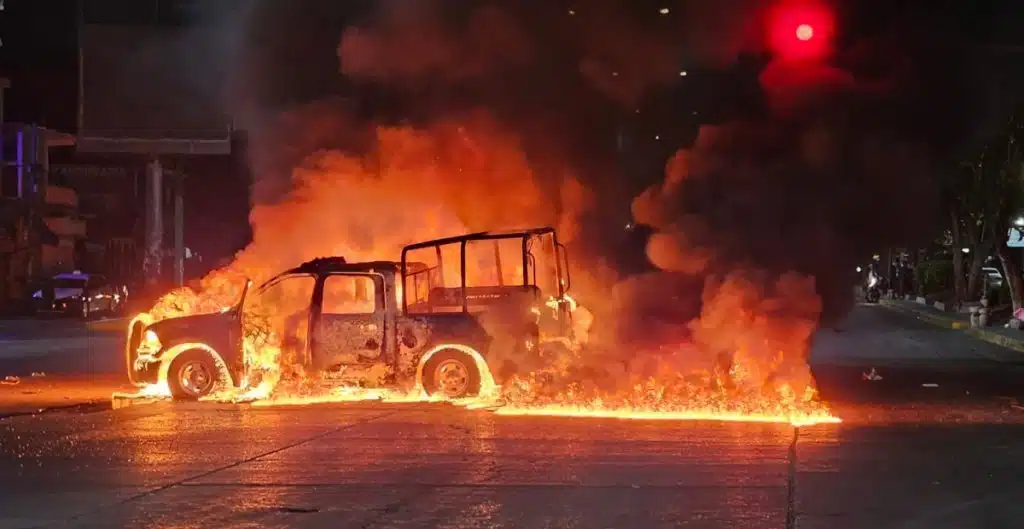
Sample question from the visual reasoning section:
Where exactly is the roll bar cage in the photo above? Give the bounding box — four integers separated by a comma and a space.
399, 227, 570, 314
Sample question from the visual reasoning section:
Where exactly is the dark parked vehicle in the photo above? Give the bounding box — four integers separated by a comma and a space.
32, 271, 126, 318
127, 227, 575, 400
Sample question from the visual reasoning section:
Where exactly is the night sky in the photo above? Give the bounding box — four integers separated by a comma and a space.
2, 0, 1022, 130
2, 0, 1024, 268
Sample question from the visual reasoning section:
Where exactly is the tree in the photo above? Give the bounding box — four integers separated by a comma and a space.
990, 113, 1024, 311
950, 110, 1024, 309
946, 160, 996, 306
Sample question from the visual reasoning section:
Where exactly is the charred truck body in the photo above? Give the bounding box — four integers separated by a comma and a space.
127, 227, 574, 400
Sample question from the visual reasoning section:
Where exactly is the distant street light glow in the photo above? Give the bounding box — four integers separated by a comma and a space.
659, 8, 670, 15
679, 70, 688, 76
961, 247, 971, 254
1015, 216, 1024, 227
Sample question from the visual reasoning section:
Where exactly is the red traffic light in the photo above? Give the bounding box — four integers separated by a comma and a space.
767, 2, 834, 60
795, 24, 814, 41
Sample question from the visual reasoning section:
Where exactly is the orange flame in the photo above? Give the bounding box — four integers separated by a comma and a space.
117, 118, 839, 426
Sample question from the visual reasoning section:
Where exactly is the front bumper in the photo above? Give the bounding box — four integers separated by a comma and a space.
32, 298, 83, 315
128, 354, 161, 385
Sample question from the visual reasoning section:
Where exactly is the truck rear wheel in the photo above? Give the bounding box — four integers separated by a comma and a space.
422, 349, 481, 399
167, 350, 219, 400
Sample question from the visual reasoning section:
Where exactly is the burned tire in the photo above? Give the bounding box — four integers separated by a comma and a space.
167, 349, 219, 401
422, 349, 481, 399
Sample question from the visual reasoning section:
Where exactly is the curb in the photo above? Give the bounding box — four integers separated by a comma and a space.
86, 318, 127, 332
111, 395, 163, 410
965, 328, 1024, 354
879, 300, 1024, 354
878, 300, 968, 329
0, 400, 111, 420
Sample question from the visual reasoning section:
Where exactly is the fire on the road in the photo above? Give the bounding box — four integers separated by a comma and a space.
119, 306, 839, 426
115, 121, 840, 427
120, 370, 838, 426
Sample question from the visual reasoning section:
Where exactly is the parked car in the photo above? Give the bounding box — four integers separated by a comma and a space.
31, 271, 126, 318
982, 266, 1004, 291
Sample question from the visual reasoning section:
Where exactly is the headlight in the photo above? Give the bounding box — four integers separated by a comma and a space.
138, 330, 162, 355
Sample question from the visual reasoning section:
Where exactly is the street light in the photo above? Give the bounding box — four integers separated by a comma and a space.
961, 247, 971, 254
1014, 216, 1024, 227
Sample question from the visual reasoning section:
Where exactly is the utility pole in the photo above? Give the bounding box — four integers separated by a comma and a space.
173, 172, 184, 287
144, 159, 164, 286
76, 0, 84, 133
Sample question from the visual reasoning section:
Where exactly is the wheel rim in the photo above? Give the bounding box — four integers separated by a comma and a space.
179, 361, 215, 396
434, 359, 470, 398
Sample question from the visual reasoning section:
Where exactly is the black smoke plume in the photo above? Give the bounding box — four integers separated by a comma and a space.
229, 0, 992, 357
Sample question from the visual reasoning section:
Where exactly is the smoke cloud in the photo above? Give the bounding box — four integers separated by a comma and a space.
199, 0, 987, 396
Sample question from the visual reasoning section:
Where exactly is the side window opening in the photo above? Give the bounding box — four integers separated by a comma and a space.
323, 275, 377, 315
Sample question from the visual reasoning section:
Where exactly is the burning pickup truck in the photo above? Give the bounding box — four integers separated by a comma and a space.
126, 227, 575, 400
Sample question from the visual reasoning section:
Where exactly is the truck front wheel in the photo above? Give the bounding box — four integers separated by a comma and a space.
422, 349, 481, 399
167, 350, 219, 400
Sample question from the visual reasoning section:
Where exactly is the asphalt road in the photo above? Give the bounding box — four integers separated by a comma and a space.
1, 401, 1023, 529
0, 318, 123, 377
811, 304, 1024, 402
1, 305, 1024, 528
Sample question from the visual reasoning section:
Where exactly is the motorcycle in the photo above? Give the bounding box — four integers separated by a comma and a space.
865, 273, 882, 303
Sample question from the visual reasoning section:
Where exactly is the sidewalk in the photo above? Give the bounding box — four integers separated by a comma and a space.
880, 298, 1024, 353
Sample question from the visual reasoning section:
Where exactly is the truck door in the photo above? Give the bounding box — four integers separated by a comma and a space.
313, 273, 386, 367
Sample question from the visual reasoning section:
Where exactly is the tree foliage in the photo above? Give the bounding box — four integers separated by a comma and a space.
944, 108, 1024, 308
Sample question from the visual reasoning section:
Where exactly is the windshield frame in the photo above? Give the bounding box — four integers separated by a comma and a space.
245, 272, 317, 311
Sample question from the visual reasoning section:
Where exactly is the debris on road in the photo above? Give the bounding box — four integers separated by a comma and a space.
111, 393, 165, 410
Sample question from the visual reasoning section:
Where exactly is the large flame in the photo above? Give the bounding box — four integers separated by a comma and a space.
122, 117, 839, 426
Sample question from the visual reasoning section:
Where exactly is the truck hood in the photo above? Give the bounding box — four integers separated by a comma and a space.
146, 311, 237, 340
